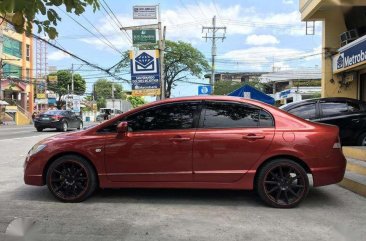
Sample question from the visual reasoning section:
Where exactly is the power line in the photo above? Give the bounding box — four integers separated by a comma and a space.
57, 7, 123, 55
81, 14, 124, 54
99, 0, 132, 44
179, 0, 197, 20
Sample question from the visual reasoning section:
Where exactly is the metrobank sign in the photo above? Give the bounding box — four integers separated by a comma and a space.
333, 35, 366, 73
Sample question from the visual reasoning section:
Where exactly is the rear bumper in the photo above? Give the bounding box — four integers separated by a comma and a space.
311, 150, 347, 187
34, 121, 62, 129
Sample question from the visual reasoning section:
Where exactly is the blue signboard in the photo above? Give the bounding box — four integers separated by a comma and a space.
198, 85, 212, 95
336, 37, 366, 71
130, 50, 160, 90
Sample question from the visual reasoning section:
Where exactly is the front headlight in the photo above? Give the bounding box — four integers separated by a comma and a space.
28, 144, 47, 156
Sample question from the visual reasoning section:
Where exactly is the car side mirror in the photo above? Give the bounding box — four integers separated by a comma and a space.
116, 121, 128, 137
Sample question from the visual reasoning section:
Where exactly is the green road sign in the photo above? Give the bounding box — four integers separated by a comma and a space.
132, 29, 156, 45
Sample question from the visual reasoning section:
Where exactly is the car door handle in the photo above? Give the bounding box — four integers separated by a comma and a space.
352, 119, 360, 123
242, 134, 265, 140
169, 137, 191, 142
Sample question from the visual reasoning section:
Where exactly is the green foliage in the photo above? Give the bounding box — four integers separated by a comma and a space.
47, 70, 86, 108
117, 40, 210, 98
213, 81, 243, 95
127, 96, 146, 108
93, 79, 126, 108
0, 0, 99, 39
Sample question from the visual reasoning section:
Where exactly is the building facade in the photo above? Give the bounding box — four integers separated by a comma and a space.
260, 68, 321, 105
0, 20, 34, 116
300, 0, 366, 100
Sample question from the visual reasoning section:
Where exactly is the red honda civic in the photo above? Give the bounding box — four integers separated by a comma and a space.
24, 96, 346, 208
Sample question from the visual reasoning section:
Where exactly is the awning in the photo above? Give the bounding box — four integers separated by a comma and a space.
228, 84, 275, 105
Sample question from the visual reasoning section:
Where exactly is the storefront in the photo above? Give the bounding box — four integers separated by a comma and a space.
332, 35, 366, 101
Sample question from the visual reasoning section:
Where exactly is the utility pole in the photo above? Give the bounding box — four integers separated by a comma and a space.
158, 4, 166, 100
121, 4, 165, 99
71, 63, 74, 94
202, 16, 226, 91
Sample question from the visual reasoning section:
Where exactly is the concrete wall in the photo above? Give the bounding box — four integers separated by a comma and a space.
321, 8, 358, 98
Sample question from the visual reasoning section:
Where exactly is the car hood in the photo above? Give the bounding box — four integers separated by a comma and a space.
39, 130, 86, 145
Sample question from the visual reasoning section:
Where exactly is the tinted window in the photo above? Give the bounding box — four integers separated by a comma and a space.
203, 102, 260, 128
321, 102, 348, 117
348, 102, 361, 112
259, 110, 274, 127
288, 104, 316, 119
44, 110, 64, 115
127, 102, 198, 131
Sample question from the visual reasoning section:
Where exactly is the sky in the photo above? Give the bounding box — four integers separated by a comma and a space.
42, 0, 322, 98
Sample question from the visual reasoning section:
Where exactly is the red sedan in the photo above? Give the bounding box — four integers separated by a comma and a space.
24, 96, 346, 208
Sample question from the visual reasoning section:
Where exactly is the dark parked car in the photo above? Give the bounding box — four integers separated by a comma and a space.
34, 110, 83, 132
280, 97, 366, 146
24, 96, 346, 208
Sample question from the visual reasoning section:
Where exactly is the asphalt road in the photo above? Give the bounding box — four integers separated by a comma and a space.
0, 123, 98, 140
0, 130, 365, 241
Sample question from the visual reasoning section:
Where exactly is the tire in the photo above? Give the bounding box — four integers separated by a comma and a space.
256, 159, 309, 208
61, 121, 68, 132
36, 127, 43, 132
77, 121, 83, 130
46, 155, 97, 202
357, 132, 366, 146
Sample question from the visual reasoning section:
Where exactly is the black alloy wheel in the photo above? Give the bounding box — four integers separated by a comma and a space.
257, 159, 309, 208
36, 127, 43, 132
46, 155, 97, 202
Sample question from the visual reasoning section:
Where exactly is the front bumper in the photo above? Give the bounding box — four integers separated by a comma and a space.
24, 152, 47, 186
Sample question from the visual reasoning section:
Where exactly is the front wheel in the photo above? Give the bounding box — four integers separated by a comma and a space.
256, 159, 309, 208
36, 127, 43, 132
46, 155, 97, 202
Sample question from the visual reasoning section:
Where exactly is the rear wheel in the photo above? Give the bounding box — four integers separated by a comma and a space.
46, 155, 97, 202
357, 132, 366, 146
256, 159, 309, 208
36, 127, 43, 132
61, 121, 68, 132
77, 121, 83, 130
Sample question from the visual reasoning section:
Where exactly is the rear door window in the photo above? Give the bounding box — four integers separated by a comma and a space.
320, 101, 348, 118
202, 102, 260, 128
288, 104, 317, 120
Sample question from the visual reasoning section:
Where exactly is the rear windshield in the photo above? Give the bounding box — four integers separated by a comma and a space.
43, 110, 64, 115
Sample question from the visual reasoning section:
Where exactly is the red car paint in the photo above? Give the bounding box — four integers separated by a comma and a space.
24, 96, 346, 190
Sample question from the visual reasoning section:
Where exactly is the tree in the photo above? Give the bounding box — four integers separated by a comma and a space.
127, 96, 146, 108
117, 40, 210, 98
47, 70, 86, 108
93, 79, 126, 108
0, 0, 99, 39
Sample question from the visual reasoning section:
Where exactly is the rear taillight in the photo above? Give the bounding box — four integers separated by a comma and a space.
333, 137, 342, 149
53, 115, 62, 120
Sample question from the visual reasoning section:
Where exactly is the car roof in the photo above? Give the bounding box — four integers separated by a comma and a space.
280, 97, 365, 110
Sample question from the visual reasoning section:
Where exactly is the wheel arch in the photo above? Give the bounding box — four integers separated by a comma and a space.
42, 152, 99, 185
253, 155, 311, 189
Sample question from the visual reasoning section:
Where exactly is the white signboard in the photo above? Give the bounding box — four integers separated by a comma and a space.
243, 92, 251, 99
133, 5, 157, 19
